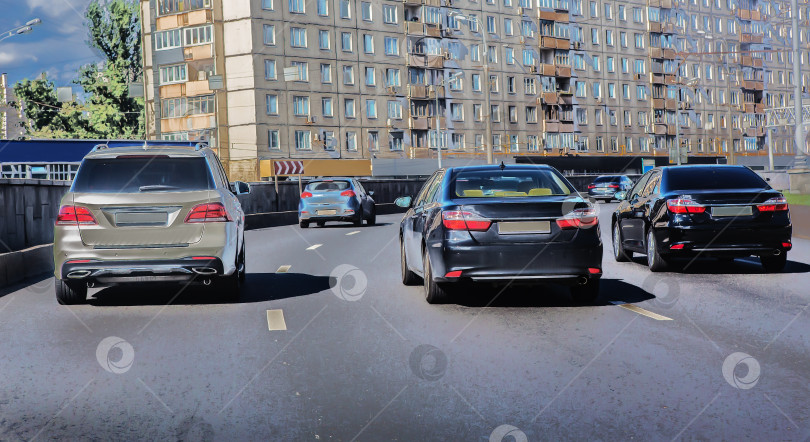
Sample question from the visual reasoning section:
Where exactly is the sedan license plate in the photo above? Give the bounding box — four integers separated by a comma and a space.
497, 221, 551, 234
711, 206, 753, 217
317, 209, 337, 216
115, 211, 168, 226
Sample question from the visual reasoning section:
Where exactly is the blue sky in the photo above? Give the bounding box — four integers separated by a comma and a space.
0, 0, 100, 87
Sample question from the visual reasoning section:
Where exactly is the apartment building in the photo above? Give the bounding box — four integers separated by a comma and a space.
140, 0, 805, 180
0, 73, 26, 140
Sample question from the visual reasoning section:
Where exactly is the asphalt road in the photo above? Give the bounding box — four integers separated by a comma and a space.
1, 203, 809, 441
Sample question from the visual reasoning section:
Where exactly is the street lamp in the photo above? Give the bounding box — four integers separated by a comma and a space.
448, 10, 494, 164
433, 71, 463, 168
0, 18, 43, 43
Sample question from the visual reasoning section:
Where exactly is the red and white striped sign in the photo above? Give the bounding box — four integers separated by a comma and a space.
273, 160, 304, 176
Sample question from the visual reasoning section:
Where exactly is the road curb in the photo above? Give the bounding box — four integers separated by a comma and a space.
0, 244, 54, 289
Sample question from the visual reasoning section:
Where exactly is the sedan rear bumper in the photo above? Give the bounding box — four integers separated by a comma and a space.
653, 225, 792, 257
60, 258, 225, 285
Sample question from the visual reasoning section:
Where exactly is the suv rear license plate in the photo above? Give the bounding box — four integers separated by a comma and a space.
711, 206, 753, 217
498, 221, 551, 234
317, 209, 337, 216
115, 211, 168, 226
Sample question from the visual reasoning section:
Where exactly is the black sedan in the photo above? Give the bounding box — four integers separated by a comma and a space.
611, 165, 792, 272
395, 164, 603, 304
587, 175, 635, 202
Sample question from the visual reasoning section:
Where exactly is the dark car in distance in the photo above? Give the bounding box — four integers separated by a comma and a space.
299, 178, 376, 228
611, 165, 792, 272
396, 164, 603, 304
587, 175, 634, 202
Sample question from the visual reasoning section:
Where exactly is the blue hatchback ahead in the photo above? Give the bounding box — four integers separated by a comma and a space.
299, 178, 376, 228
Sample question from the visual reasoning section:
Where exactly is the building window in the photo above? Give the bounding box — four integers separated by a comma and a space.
471, 44, 480, 62
450, 102, 464, 121
289, 0, 305, 13
385, 68, 400, 87
390, 133, 403, 151
491, 105, 500, 122
268, 130, 280, 150
264, 60, 276, 80
383, 4, 397, 23
384, 37, 399, 55
154, 28, 182, 50
263, 25, 275, 45
340, 0, 350, 18
159, 64, 187, 85
347, 132, 357, 151
508, 105, 517, 123
266, 94, 278, 115
472, 74, 481, 91
345, 98, 356, 118
319, 30, 330, 50
341, 32, 352, 52
343, 66, 354, 84
368, 131, 379, 151
291, 61, 308, 81
317, 0, 328, 15
526, 106, 537, 123
449, 73, 463, 91
290, 27, 307, 48
366, 99, 377, 118
293, 96, 309, 116
295, 130, 312, 150
322, 97, 333, 117
363, 34, 374, 53
321, 64, 332, 83
524, 77, 536, 94
361, 1, 372, 20
452, 133, 465, 150
489, 75, 499, 92
365, 67, 376, 86
388, 101, 402, 119
263, 0, 274, 10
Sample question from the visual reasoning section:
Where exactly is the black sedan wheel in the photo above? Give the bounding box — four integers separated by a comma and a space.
366, 206, 376, 226
299, 221, 309, 228
646, 229, 669, 272
401, 240, 420, 286
612, 222, 631, 262
423, 249, 450, 304
761, 253, 787, 273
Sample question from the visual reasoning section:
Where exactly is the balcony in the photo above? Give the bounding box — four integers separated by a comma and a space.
555, 64, 571, 77
740, 33, 764, 44
186, 80, 213, 96
427, 85, 445, 99
538, 63, 556, 76
407, 54, 445, 68
665, 98, 678, 110
183, 44, 213, 61
745, 127, 766, 137
539, 36, 569, 50
156, 8, 213, 30
408, 116, 429, 130
648, 0, 673, 8
405, 22, 441, 37
741, 79, 759, 90
662, 48, 677, 59
159, 83, 185, 98
649, 47, 663, 59
407, 84, 427, 98
160, 114, 216, 132
544, 121, 560, 132
665, 74, 678, 85
542, 91, 559, 104
538, 10, 569, 22
560, 122, 575, 132
654, 124, 667, 135
650, 73, 665, 84
744, 103, 756, 113
427, 116, 447, 129
648, 22, 663, 33
755, 103, 767, 113
652, 98, 666, 109
667, 125, 677, 136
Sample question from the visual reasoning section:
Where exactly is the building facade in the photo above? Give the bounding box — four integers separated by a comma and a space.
140, 0, 804, 180
1, 73, 27, 141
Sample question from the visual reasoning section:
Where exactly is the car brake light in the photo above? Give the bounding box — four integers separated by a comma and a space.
588, 268, 601, 274
587, 184, 596, 189
556, 207, 598, 229
782, 241, 792, 250
301, 192, 313, 199
445, 270, 462, 278
670, 244, 685, 250
191, 256, 217, 260
757, 197, 788, 212
56, 205, 97, 226
442, 211, 492, 231
67, 259, 91, 264
608, 184, 619, 189
341, 190, 356, 197
666, 198, 706, 214
185, 203, 231, 223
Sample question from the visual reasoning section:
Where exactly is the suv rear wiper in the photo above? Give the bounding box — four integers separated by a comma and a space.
139, 185, 179, 192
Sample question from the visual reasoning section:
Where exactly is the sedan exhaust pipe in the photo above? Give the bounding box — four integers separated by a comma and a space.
577, 276, 589, 286
192, 267, 218, 275
202, 278, 212, 286
773, 249, 782, 256
66, 270, 91, 279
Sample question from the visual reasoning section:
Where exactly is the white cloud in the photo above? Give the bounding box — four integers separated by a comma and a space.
0, 51, 38, 65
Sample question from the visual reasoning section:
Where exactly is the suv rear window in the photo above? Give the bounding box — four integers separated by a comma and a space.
452, 169, 572, 198
666, 167, 768, 191
306, 181, 351, 192
72, 157, 214, 193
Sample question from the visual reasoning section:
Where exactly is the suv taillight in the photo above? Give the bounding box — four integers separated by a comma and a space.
185, 203, 231, 223
556, 207, 598, 229
56, 205, 97, 226
340, 190, 356, 197
301, 192, 313, 199
442, 211, 492, 231
666, 198, 706, 214
757, 197, 788, 212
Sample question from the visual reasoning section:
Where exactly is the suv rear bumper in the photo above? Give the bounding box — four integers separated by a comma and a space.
60, 258, 225, 285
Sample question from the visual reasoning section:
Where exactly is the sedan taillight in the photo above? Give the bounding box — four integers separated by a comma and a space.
556, 207, 598, 229
185, 203, 231, 223
56, 205, 97, 226
301, 192, 313, 199
587, 184, 596, 189
442, 211, 492, 231
666, 198, 706, 214
757, 197, 788, 212
340, 190, 356, 197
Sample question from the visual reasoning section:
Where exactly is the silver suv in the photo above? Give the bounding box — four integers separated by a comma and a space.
53, 144, 250, 304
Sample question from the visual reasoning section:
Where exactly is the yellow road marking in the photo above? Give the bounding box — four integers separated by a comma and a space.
266, 309, 287, 331
306, 244, 322, 250
610, 302, 673, 321
346, 231, 361, 236
276, 265, 291, 273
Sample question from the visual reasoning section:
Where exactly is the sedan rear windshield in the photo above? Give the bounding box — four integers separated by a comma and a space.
452, 169, 572, 198
72, 157, 214, 193
666, 167, 768, 191
306, 181, 351, 192
593, 176, 622, 183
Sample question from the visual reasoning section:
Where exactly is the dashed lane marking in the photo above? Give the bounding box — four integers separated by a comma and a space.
266, 309, 287, 331
610, 301, 673, 321
306, 244, 322, 250
346, 231, 361, 236
276, 265, 291, 273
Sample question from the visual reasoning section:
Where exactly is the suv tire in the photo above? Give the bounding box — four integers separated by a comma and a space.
55, 279, 87, 305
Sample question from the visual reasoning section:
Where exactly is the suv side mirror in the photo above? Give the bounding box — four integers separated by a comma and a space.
614, 191, 627, 201
368, 190, 375, 196
395, 196, 412, 208
232, 181, 251, 195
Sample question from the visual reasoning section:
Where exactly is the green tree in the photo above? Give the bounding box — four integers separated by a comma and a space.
11, 75, 91, 138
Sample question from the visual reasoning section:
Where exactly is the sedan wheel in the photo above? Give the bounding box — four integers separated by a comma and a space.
400, 240, 420, 286
423, 249, 450, 304
646, 229, 669, 272
612, 223, 631, 262
761, 253, 787, 273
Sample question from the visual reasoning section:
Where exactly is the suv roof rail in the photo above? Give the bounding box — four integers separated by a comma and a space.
91, 143, 110, 152
194, 142, 208, 151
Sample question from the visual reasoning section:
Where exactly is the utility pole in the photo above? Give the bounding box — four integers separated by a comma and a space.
480, 14, 493, 164
433, 81, 442, 168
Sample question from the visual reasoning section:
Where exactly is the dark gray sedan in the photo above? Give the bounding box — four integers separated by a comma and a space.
587, 175, 634, 202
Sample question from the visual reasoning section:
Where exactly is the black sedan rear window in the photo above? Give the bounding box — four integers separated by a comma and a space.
72, 157, 214, 193
306, 181, 351, 192
666, 167, 768, 191
593, 176, 621, 183
452, 169, 572, 197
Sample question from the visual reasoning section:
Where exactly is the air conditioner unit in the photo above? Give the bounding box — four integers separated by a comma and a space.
529, 65, 537, 73
388, 86, 398, 94
306, 116, 316, 124
442, 51, 451, 60
573, 42, 581, 50
198, 71, 208, 81
313, 133, 321, 141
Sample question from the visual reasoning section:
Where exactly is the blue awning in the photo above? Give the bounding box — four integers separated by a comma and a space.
0, 139, 201, 163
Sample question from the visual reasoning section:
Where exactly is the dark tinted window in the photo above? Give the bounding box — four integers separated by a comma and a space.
666, 167, 768, 191
452, 169, 572, 197
593, 176, 621, 183
306, 180, 351, 192
72, 157, 213, 193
